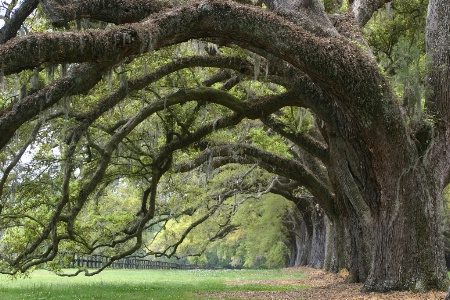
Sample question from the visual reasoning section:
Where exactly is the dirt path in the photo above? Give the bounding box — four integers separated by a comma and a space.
206, 267, 447, 299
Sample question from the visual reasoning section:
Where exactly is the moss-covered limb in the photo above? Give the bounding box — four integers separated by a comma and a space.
0, 0, 400, 140
144, 87, 305, 121
78, 56, 253, 124
0, 26, 140, 75
0, 0, 38, 44
262, 116, 330, 165
38, 0, 262, 27
175, 143, 335, 214
0, 1, 385, 110
0, 63, 108, 151
264, 0, 338, 37
39, 0, 171, 27
329, 13, 374, 58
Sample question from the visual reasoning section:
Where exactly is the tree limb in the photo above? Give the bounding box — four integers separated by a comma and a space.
0, 63, 108, 151
262, 116, 330, 165
0, 0, 38, 44
39, 0, 171, 27
352, 0, 391, 27
175, 143, 336, 215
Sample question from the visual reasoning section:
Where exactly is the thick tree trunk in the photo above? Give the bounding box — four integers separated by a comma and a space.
297, 214, 313, 266
310, 205, 326, 268
324, 136, 448, 291
342, 211, 370, 283
323, 217, 341, 273
285, 211, 304, 267
363, 162, 448, 291
324, 120, 449, 292
286, 228, 298, 267
326, 102, 447, 290
359, 0, 450, 291
325, 133, 372, 283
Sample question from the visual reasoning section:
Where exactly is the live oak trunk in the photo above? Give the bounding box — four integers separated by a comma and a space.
364, 147, 448, 291
284, 209, 309, 267
310, 205, 326, 269
285, 206, 314, 267
325, 107, 448, 291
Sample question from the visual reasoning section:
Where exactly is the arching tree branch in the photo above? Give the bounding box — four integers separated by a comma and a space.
352, 0, 391, 27
0, 0, 38, 44
0, 63, 108, 151
174, 143, 335, 215
262, 116, 330, 165
0, 0, 388, 120
39, 0, 171, 27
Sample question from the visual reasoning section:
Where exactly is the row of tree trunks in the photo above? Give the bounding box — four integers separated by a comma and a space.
287, 209, 365, 277
286, 109, 448, 292
287, 200, 449, 281
285, 204, 322, 268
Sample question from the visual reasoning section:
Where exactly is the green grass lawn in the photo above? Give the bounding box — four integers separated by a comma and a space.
0, 268, 308, 300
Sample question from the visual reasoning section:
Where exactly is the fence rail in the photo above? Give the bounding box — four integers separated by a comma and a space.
70, 254, 196, 270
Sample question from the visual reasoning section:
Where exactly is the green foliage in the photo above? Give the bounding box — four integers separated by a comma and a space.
364, 0, 428, 120
0, 3, 306, 273
339, 0, 349, 13
247, 127, 292, 158
146, 157, 294, 268
178, 194, 294, 269
277, 107, 314, 134
72, 179, 142, 252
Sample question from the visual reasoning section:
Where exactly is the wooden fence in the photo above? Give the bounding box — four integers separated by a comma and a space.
70, 254, 196, 270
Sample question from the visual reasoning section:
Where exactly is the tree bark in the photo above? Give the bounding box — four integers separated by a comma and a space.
284, 208, 306, 267
352, 0, 391, 26
297, 217, 313, 265
39, 0, 170, 26
363, 166, 448, 291
310, 204, 326, 268
323, 216, 345, 273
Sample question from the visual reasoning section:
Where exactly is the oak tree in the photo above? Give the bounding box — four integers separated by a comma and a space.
0, 0, 449, 293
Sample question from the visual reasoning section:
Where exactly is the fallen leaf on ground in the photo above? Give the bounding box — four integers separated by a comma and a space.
201, 267, 448, 300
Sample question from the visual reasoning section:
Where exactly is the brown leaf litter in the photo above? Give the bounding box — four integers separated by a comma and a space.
201, 266, 448, 299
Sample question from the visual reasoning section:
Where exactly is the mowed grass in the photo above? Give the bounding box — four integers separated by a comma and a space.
0, 268, 308, 300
